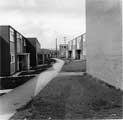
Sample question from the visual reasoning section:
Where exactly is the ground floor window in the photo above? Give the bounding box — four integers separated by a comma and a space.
11, 53, 15, 63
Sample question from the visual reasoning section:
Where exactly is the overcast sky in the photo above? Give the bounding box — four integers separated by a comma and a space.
0, 0, 85, 49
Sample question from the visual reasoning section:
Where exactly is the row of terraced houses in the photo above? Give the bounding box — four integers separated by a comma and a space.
67, 33, 86, 60
59, 33, 86, 60
0, 25, 54, 77
59, 0, 122, 91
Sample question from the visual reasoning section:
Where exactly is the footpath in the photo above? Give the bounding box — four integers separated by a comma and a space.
0, 58, 64, 120
10, 60, 123, 119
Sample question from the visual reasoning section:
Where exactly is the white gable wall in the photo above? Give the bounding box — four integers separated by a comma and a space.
86, 0, 122, 90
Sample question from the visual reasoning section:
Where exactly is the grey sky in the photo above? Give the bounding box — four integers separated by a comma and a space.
0, 0, 85, 49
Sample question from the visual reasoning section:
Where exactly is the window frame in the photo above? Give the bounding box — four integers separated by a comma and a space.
10, 53, 15, 63
10, 28, 15, 42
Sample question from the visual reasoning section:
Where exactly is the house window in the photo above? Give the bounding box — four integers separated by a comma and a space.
24, 39, 26, 46
11, 53, 15, 63
77, 37, 81, 49
83, 38, 86, 42
17, 33, 23, 53
73, 39, 76, 49
83, 34, 86, 42
10, 28, 14, 42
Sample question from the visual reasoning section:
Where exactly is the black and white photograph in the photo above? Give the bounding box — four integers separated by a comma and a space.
0, 0, 122, 119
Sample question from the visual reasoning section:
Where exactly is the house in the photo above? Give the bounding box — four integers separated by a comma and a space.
86, 0, 122, 90
68, 41, 72, 59
0, 25, 30, 76
68, 33, 86, 60
26, 38, 41, 67
38, 49, 52, 64
0, 26, 42, 77
59, 44, 68, 58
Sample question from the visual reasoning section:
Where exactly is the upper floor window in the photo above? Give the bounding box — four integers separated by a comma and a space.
24, 39, 26, 46
77, 37, 81, 49
17, 33, 22, 40
83, 34, 86, 42
73, 39, 76, 45
10, 53, 15, 63
17, 33, 23, 53
10, 28, 14, 42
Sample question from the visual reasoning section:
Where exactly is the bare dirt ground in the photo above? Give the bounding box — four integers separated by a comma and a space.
10, 60, 123, 120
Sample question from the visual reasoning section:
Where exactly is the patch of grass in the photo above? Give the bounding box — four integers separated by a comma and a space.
1, 75, 35, 89
19, 65, 52, 76
61, 60, 86, 72
10, 74, 123, 119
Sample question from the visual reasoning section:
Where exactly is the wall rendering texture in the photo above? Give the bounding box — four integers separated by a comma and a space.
86, 0, 122, 90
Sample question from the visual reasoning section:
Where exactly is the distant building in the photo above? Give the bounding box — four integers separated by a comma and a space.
27, 38, 41, 67
50, 49, 57, 58
86, 0, 122, 90
68, 33, 86, 60
59, 44, 68, 58
38, 48, 52, 64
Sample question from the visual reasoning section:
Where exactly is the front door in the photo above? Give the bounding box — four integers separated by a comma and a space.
17, 54, 30, 71
19, 55, 23, 71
